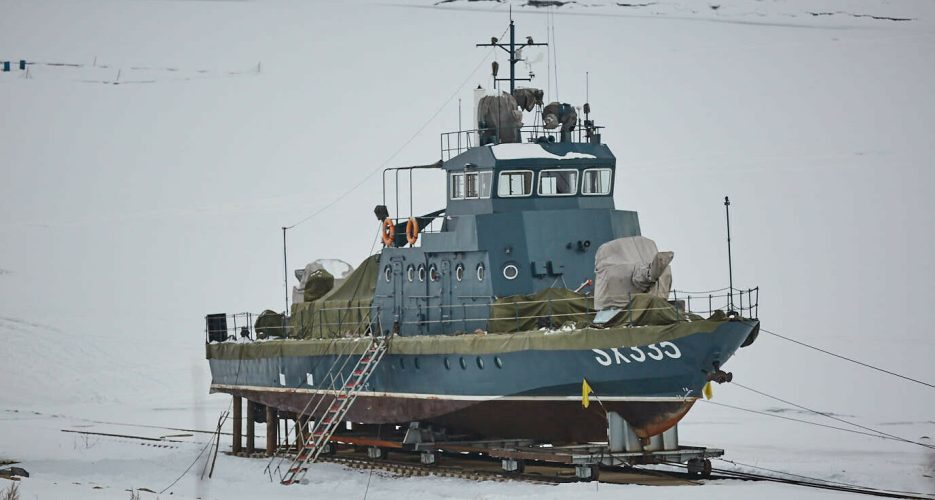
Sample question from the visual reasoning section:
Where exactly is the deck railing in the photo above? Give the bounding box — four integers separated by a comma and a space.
204, 287, 757, 342
440, 124, 605, 161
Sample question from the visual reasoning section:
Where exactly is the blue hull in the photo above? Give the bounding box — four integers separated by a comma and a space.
209, 319, 758, 440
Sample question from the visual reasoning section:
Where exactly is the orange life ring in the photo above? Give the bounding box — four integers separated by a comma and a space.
405, 217, 420, 246
381, 218, 395, 247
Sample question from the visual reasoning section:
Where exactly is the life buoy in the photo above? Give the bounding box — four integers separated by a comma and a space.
381, 218, 395, 247
405, 217, 420, 246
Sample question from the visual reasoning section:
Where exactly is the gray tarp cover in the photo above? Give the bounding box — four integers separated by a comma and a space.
594, 236, 673, 310
289, 255, 379, 339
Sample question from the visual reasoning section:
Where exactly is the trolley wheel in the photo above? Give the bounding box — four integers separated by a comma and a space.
701, 459, 712, 478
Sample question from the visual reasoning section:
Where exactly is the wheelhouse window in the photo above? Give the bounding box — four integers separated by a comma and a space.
497, 170, 533, 197
538, 169, 578, 196
452, 171, 492, 200
582, 168, 612, 195
450, 173, 465, 199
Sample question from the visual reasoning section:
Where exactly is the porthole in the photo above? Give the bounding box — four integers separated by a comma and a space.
455, 264, 465, 282
476, 264, 486, 281
494, 356, 503, 369
383, 265, 392, 282
429, 264, 440, 282
459, 357, 467, 370
503, 264, 519, 280
444, 357, 451, 370
407, 265, 415, 282
418, 265, 426, 282
476, 357, 484, 369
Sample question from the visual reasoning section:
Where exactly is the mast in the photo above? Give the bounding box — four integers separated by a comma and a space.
476, 17, 548, 93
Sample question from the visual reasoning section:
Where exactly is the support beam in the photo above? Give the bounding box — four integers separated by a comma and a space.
265, 406, 278, 457
232, 396, 242, 454
246, 400, 256, 455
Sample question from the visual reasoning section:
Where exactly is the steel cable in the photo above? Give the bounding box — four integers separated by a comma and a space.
762, 328, 935, 390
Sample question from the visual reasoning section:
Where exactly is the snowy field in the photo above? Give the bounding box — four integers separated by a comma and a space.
1, 0, 934, 498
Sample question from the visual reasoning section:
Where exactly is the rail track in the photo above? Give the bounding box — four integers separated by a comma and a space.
53, 423, 934, 499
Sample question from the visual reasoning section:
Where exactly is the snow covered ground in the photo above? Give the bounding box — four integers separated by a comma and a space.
1, 0, 934, 498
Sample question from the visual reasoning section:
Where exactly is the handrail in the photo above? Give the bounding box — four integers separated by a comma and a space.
206, 287, 759, 342
440, 124, 607, 160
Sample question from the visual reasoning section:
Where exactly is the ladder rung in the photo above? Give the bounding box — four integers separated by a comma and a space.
346, 381, 357, 388
288, 466, 306, 474
361, 357, 372, 363
353, 369, 364, 375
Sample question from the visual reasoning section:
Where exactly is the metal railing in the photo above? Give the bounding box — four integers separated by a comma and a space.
204, 286, 758, 342
440, 124, 605, 161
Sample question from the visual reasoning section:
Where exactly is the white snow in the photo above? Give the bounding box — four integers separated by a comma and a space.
491, 143, 598, 160
1, 0, 934, 499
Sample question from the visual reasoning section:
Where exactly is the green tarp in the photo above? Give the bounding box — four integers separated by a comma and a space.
254, 309, 286, 339
206, 317, 736, 360
289, 255, 379, 339
302, 269, 334, 302
488, 288, 594, 333
603, 294, 684, 327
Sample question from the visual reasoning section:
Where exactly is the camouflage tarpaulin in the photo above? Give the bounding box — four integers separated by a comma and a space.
290, 255, 379, 339
487, 288, 595, 333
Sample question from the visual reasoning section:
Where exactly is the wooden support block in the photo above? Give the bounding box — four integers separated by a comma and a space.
246, 400, 256, 454
232, 396, 242, 454
265, 406, 277, 457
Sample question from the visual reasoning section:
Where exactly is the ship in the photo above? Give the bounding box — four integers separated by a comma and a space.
203, 19, 759, 448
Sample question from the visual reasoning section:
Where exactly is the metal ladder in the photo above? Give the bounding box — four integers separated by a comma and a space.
279, 333, 389, 485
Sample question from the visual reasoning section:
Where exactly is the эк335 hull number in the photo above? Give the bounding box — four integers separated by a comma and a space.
592, 342, 681, 366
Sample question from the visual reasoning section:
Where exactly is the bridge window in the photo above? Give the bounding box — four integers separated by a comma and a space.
498, 170, 533, 197
450, 173, 465, 199
452, 171, 493, 200
582, 168, 612, 195
539, 169, 578, 196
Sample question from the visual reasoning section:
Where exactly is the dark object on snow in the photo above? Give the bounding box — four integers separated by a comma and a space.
0, 466, 29, 478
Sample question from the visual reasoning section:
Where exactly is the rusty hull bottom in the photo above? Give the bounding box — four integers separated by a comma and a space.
220, 387, 695, 442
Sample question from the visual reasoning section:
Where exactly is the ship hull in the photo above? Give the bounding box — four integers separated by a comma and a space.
207, 318, 758, 441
